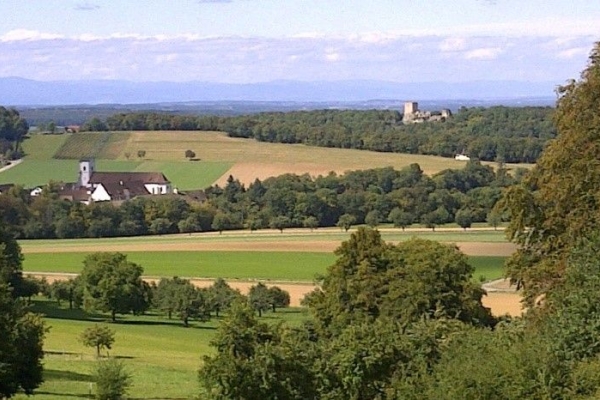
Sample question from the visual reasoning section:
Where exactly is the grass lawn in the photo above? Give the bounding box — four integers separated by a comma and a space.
13, 299, 308, 400
24, 251, 337, 281
23, 250, 505, 282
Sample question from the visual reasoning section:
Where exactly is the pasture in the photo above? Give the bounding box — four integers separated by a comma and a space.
14, 299, 309, 400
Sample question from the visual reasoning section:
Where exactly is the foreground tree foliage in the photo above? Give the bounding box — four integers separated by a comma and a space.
0, 229, 46, 399
200, 228, 494, 399
306, 228, 494, 334
498, 41, 600, 304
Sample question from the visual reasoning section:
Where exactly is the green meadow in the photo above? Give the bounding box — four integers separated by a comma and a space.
14, 299, 310, 400
23, 251, 505, 282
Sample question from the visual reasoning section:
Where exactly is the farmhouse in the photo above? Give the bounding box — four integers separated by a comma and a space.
67, 159, 173, 202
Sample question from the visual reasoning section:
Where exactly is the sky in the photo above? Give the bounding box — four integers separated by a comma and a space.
0, 0, 599, 84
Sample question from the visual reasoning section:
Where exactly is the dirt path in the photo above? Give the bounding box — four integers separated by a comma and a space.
26, 273, 523, 315
0, 158, 23, 173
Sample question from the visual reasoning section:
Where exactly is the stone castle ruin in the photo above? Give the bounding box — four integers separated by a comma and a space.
402, 102, 452, 124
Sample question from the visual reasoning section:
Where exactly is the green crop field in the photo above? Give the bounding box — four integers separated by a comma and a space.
23, 250, 505, 282
14, 299, 309, 400
24, 251, 336, 281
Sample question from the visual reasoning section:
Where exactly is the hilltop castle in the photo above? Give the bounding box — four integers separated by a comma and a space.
402, 102, 452, 124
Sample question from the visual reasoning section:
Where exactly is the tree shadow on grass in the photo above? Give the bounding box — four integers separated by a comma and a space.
44, 369, 93, 382
30, 300, 106, 322
114, 318, 217, 331
34, 391, 92, 399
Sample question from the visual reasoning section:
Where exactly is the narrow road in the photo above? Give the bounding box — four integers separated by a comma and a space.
0, 158, 23, 173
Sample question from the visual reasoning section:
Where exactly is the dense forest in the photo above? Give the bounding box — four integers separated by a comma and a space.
79, 106, 555, 163
0, 161, 518, 240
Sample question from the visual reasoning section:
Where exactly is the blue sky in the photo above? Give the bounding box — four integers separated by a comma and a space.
0, 0, 598, 83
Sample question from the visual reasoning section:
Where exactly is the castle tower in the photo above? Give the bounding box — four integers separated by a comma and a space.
78, 159, 95, 188
404, 101, 418, 115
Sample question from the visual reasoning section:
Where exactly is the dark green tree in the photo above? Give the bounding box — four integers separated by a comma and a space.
455, 208, 473, 230
388, 207, 413, 230
248, 282, 271, 317
80, 252, 149, 322
0, 284, 46, 398
206, 278, 244, 317
267, 286, 290, 312
199, 302, 317, 400
336, 213, 356, 232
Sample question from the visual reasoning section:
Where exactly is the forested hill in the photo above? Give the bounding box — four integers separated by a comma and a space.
86, 106, 555, 163
220, 106, 555, 163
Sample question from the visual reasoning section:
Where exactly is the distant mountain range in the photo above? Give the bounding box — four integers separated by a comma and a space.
0, 77, 556, 107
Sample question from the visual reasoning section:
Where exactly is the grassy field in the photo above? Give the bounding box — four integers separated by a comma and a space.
14, 299, 309, 400
1, 131, 532, 188
21, 134, 69, 160
23, 250, 505, 282
24, 251, 336, 281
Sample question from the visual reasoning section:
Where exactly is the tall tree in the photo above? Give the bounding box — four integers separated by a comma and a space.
0, 284, 46, 398
80, 252, 149, 322
306, 228, 493, 334
498, 42, 600, 304
248, 282, 271, 317
0, 225, 24, 297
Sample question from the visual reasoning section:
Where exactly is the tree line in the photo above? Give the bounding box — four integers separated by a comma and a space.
32, 252, 290, 325
80, 106, 555, 163
0, 161, 520, 240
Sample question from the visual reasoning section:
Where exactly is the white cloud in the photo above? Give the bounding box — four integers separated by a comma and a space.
155, 54, 179, 64
0, 32, 594, 84
439, 37, 467, 52
465, 47, 503, 60
0, 29, 63, 42
325, 52, 341, 62
556, 47, 589, 59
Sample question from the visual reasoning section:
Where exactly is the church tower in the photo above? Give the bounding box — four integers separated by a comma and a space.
78, 159, 95, 188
